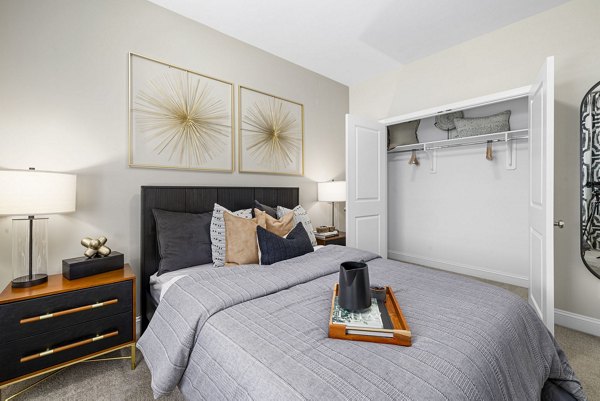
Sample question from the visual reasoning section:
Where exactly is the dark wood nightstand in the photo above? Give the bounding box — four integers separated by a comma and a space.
316, 231, 346, 246
0, 264, 136, 391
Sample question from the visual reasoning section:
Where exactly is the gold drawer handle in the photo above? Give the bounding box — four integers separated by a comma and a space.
20, 330, 119, 363
20, 299, 119, 324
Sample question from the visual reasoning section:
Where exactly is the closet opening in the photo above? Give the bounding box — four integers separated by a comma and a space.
387, 96, 530, 287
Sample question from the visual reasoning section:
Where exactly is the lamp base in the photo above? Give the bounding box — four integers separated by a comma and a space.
12, 273, 48, 288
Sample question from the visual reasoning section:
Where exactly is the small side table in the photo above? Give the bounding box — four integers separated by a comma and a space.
316, 231, 346, 246
0, 264, 136, 399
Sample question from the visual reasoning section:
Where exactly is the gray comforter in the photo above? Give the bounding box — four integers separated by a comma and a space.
137, 246, 585, 400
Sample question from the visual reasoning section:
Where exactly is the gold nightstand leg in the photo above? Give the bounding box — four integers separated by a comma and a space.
131, 344, 136, 370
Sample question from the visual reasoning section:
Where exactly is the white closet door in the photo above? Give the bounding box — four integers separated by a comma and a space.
345, 114, 387, 257
528, 56, 555, 334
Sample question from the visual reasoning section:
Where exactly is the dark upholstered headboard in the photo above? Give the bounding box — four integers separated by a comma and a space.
140, 186, 299, 331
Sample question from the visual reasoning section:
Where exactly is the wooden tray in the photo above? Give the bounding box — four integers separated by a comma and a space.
328, 284, 411, 346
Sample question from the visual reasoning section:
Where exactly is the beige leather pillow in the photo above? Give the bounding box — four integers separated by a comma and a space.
254, 208, 294, 237
224, 211, 266, 265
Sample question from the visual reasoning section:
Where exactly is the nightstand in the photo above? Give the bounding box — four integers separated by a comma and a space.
316, 231, 346, 246
0, 264, 136, 391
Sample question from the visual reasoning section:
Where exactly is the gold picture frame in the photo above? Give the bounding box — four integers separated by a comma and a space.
128, 53, 234, 172
238, 86, 304, 176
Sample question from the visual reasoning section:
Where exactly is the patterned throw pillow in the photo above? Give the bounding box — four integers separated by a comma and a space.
257, 223, 314, 265
277, 205, 317, 246
210, 203, 252, 267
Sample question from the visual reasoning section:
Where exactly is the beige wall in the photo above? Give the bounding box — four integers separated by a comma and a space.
350, 0, 600, 320
0, 0, 348, 294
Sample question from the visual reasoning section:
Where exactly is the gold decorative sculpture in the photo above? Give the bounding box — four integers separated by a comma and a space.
81, 236, 111, 258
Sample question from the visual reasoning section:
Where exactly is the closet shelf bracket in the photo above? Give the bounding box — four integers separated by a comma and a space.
505, 132, 517, 170
423, 144, 437, 174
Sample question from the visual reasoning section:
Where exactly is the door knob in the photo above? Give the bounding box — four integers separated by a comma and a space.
554, 220, 565, 228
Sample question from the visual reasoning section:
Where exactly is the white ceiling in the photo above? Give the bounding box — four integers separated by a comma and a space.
147, 0, 568, 86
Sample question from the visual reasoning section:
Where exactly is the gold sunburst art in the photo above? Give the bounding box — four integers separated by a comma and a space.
129, 53, 234, 172
239, 87, 304, 176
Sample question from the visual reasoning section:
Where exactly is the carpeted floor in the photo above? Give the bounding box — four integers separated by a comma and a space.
0, 347, 184, 401
2, 278, 599, 401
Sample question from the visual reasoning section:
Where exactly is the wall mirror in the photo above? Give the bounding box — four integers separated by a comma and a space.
580, 80, 600, 279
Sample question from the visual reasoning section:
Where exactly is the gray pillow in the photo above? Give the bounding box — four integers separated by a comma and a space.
153, 209, 213, 276
253, 200, 277, 218
451, 110, 511, 139
257, 223, 314, 265
387, 120, 420, 150
434, 111, 464, 131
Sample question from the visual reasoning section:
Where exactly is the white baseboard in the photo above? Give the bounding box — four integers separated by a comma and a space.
388, 250, 529, 288
555, 309, 600, 337
136, 315, 141, 339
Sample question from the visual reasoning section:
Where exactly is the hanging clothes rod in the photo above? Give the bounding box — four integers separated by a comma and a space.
424, 135, 527, 151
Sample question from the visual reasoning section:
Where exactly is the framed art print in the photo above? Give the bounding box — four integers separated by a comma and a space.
129, 53, 234, 172
239, 86, 304, 175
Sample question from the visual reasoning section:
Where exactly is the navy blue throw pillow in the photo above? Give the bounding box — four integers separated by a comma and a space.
257, 223, 314, 265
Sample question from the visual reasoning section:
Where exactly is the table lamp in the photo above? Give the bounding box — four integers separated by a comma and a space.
317, 180, 346, 229
0, 168, 76, 287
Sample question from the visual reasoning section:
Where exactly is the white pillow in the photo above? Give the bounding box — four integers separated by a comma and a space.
210, 203, 252, 267
277, 205, 317, 246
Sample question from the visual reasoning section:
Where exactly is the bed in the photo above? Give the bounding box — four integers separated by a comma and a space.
137, 186, 586, 401
139, 185, 300, 331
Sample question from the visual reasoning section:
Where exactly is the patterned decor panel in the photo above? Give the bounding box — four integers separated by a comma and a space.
582, 91, 600, 249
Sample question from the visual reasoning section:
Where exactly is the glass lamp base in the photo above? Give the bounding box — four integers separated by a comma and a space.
12, 273, 48, 288
12, 217, 48, 288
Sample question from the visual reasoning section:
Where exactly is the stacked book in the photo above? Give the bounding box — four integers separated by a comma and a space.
314, 230, 339, 239
331, 296, 393, 337
328, 284, 412, 346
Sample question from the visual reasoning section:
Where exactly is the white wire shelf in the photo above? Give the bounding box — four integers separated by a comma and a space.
387, 129, 529, 154
387, 129, 529, 173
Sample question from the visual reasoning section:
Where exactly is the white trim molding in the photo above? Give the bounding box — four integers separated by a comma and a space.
555, 309, 600, 337
388, 251, 529, 288
379, 86, 531, 126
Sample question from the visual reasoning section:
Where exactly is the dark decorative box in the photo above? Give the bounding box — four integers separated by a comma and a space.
62, 252, 125, 280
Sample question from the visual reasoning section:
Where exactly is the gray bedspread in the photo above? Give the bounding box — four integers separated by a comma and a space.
137, 246, 585, 400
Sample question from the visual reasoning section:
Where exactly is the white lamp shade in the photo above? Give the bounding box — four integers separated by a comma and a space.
318, 181, 346, 202
0, 170, 77, 216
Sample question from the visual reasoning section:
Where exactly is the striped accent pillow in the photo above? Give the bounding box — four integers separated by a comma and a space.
210, 203, 252, 267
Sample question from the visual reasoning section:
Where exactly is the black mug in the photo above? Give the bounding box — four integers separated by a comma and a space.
338, 261, 371, 312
